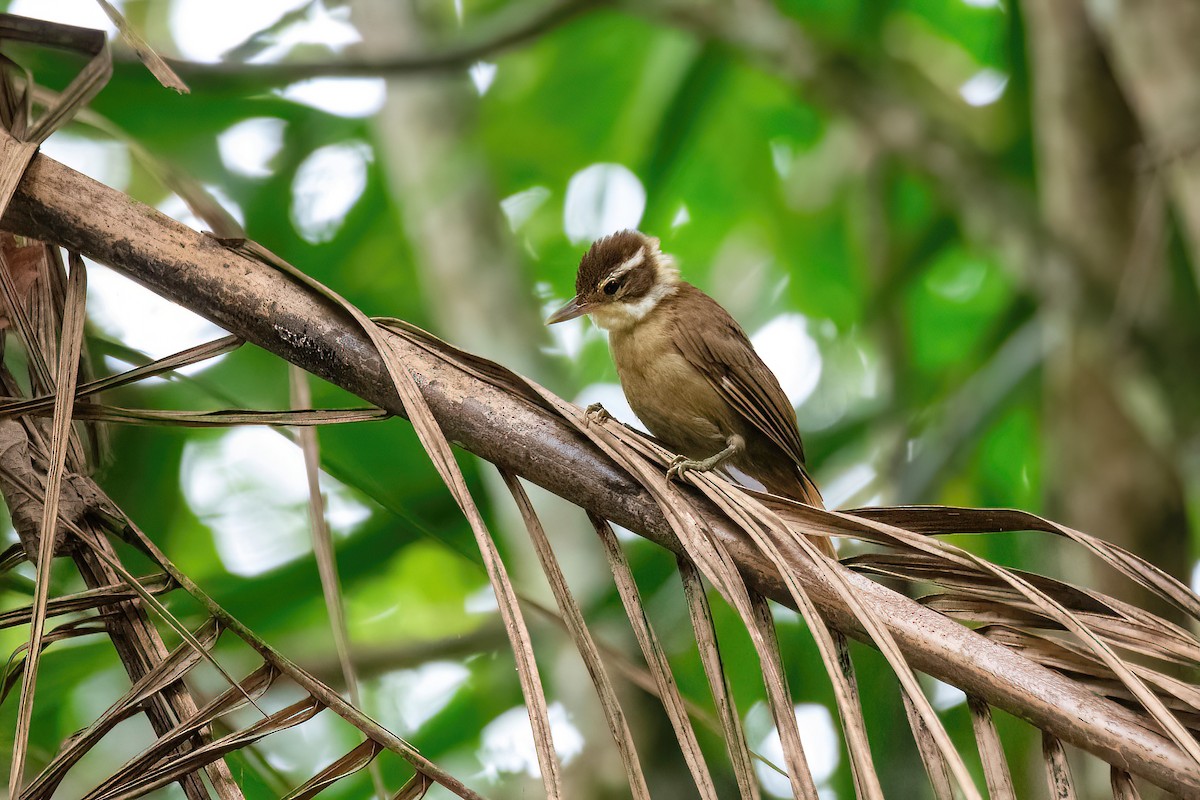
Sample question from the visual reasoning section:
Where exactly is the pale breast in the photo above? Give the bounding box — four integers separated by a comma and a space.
609, 316, 732, 458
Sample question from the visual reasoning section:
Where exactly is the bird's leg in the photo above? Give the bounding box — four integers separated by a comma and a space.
667, 436, 744, 483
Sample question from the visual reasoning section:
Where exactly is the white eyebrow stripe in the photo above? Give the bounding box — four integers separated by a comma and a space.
607, 247, 645, 281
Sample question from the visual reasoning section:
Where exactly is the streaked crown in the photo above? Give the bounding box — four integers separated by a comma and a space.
575, 230, 660, 297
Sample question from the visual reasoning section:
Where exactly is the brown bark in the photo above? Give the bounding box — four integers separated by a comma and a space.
3, 147, 1198, 796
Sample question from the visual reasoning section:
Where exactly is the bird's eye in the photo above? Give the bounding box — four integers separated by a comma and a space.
603, 279, 620, 295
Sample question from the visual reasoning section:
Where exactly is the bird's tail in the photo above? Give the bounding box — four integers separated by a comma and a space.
760, 466, 836, 559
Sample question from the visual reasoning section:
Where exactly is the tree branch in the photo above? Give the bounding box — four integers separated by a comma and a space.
642, 0, 1092, 304
1, 149, 1197, 796
148, 0, 605, 89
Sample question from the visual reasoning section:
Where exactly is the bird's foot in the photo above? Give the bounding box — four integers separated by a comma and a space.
666, 454, 712, 483
584, 402, 611, 425
666, 438, 743, 485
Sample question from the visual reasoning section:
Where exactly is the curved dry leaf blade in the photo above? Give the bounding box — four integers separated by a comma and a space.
375, 317, 551, 412
0, 573, 172, 629
677, 557, 760, 800
0, 52, 31, 134
966, 696, 1016, 800
392, 772, 433, 800
590, 513, 720, 799
0, 334, 243, 419
502, 471, 651, 799
850, 506, 1200, 622
0, 541, 27, 575
979, 625, 1200, 720
828, 630, 880, 800
902, 691, 954, 800
0, 14, 111, 143
94, 0, 188, 93
8, 256, 85, 798
281, 739, 385, 800
927, 592, 1200, 667
89, 664, 280, 800
1043, 733, 1077, 800
86, 696, 325, 800
1111, 767, 1141, 800
289, 364, 386, 800
750, 591, 821, 800
215, 238, 563, 798
56, 403, 389, 427
0, 129, 37, 213
853, 550, 1200, 663
2, 617, 109, 705
376, 341, 562, 797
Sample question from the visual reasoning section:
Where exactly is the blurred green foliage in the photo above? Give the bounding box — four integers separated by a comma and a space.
3, 0, 1183, 797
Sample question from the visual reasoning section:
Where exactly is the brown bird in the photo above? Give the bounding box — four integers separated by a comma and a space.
548, 230, 832, 555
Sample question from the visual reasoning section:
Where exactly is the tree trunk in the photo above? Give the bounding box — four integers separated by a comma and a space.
1022, 0, 1189, 621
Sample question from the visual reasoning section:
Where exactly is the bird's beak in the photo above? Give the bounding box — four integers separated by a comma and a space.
546, 295, 589, 324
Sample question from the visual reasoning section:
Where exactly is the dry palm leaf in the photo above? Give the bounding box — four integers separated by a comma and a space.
23, 619, 225, 799
0, 572, 172, 628
7, 255, 85, 797
290, 363, 388, 800
591, 511, 721, 797
677, 555, 761, 799
218, 237, 565, 798
279, 739, 385, 800
93, 0, 187, 93
502, 470, 653, 799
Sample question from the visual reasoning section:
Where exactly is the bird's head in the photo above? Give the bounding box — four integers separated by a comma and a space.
546, 230, 680, 331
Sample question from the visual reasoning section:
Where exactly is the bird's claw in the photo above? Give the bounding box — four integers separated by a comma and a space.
584, 402, 611, 425
666, 454, 696, 483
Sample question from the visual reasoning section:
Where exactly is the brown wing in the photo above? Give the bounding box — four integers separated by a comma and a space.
671, 286, 807, 467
